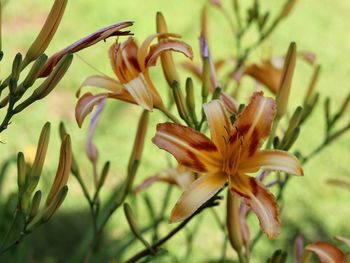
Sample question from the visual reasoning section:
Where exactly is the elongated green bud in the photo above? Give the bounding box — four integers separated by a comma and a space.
59, 122, 79, 176
185, 78, 197, 124
156, 12, 180, 87
23, 0, 68, 65
283, 126, 300, 150
13, 54, 73, 113
267, 249, 288, 263
23, 54, 48, 89
227, 191, 243, 253
26, 122, 51, 195
29, 190, 42, 220
46, 135, 72, 206
12, 53, 22, 81
172, 81, 190, 123
123, 203, 153, 251
97, 161, 110, 190
304, 65, 321, 106
279, 106, 302, 148
42, 185, 68, 222
276, 42, 296, 119
212, 87, 222, 100
17, 152, 26, 191
202, 57, 211, 102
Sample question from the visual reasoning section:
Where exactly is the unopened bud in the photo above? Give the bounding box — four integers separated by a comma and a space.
124, 203, 153, 251
276, 42, 296, 119
97, 161, 110, 190
279, 106, 302, 148
156, 12, 179, 87
301, 93, 319, 124
42, 185, 68, 222
26, 122, 51, 194
129, 111, 148, 170
267, 249, 288, 263
17, 152, 26, 191
227, 191, 243, 253
23, 54, 48, 89
23, 0, 67, 65
304, 65, 321, 106
46, 135, 72, 206
185, 78, 198, 124
212, 87, 222, 100
59, 122, 79, 176
172, 81, 190, 123
201, 6, 209, 41
11, 53, 22, 81
202, 57, 211, 102
14, 54, 73, 113
29, 190, 42, 220
20, 192, 31, 214
283, 126, 300, 150
279, 0, 298, 19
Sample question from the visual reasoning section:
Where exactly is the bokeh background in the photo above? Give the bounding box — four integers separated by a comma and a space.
0, 0, 349, 262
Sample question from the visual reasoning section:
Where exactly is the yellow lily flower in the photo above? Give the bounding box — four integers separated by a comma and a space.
75, 34, 193, 127
152, 91, 303, 239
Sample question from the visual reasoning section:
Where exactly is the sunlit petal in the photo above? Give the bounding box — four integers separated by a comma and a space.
220, 92, 238, 114
203, 99, 232, 155
229, 173, 280, 239
123, 73, 154, 111
239, 150, 303, 176
334, 236, 350, 249
231, 91, 276, 158
137, 33, 180, 71
170, 172, 226, 223
76, 75, 124, 97
152, 122, 222, 173
306, 242, 344, 263
146, 39, 193, 67
75, 93, 108, 128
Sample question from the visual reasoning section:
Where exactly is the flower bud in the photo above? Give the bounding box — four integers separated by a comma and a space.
156, 12, 180, 87
267, 249, 288, 263
23, 0, 67, 65
20, 192, 31, 214
202, 57, 211, 102
227, 191, 243, 253
46, 135, 72, 206
276, 42, 296, 119
11, 53, 22, 82
185, 78, 198, 124
14, 54, 73, 114
279, 0, 298, 20
22, 54, 48, 89
17, 152, 26, 191
29, 190, 42, 220
59, 122, 79, 176
123, 203, 153, 251
304, 65, 321, 106
279, 106, 302, 149
42, 185, 68, 222
172, 81, 190, 123
26, 122, 51, 195
97, 161, 110, 190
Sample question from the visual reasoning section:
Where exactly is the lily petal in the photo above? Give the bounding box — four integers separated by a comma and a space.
220, 92, 238, 114
334, 236, 350, 249
123, 73, 153, 111
229, 173, 280, 239
76, 75, 124, 97
231, 91, 276, 158
239, 150, 303, 176
306, 242, 344, 263
137, 33, 180, 71
152, 122, 222, 173
203, 99, 232, 155
146, 39, 193, 68
170, 172, 227, 223
75, 93, 108, 128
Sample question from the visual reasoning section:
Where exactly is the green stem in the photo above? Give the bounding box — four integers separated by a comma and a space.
157, 106, 181, 124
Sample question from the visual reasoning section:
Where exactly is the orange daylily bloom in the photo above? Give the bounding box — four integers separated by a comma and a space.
306, 242, 345, 263
152, 91, 303, 239
75, 34, 193, 127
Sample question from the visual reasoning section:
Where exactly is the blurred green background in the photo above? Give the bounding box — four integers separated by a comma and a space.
0, 0, 349, 262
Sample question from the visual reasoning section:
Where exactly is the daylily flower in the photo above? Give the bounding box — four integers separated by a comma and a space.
75, 34, 193, 127
152, 91, 303, 239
